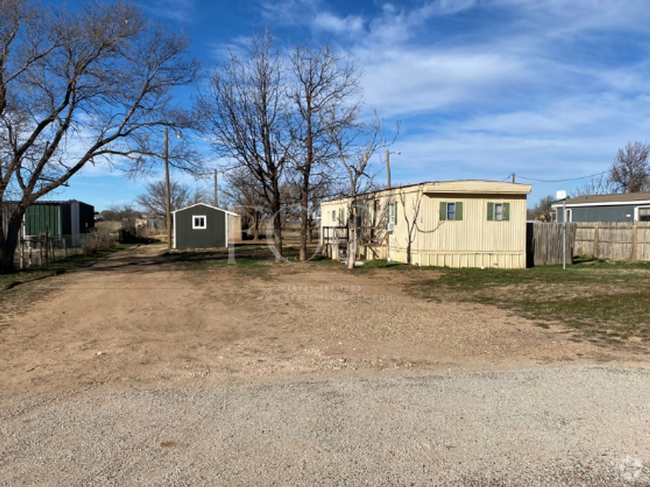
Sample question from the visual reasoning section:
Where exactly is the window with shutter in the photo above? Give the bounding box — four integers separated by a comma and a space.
488, 202, 509, 221
388, 202, 399, 225
454, 201, 463, 221
447, 202, 456, 221
494, 203, 503, 221
440, 202, 462, 220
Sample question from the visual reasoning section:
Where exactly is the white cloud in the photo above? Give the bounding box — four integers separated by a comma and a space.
313, 12, 364, 35
140, 0, 196, 23
437, 0, 477, 15
359, 48, 529, 116
259, 0, 321, 27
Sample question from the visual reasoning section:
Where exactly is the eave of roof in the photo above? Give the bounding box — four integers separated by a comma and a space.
172, 202, 239, 216
551, 192, 650, 208
321, 180, 531, 204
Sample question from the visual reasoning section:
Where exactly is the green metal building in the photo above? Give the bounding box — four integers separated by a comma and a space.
173, 203, 239, 250
23, 200, 95, 245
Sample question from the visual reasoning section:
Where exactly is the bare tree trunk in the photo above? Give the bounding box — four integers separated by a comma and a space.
347, 200, 357, 269
0, 208, 25, 273
299, 181, 310, 261
272, 185, 284, 262
347, 227, 357, 269
252, 213, 260, 240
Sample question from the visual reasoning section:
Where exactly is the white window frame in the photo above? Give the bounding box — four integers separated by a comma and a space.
446, 202, 456, 221
638, 207, 650, 222
192, 215, 207, 230
494, 203, 503, 221
388, 203, 396, 225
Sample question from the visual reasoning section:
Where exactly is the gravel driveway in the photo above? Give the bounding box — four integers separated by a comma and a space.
2, 364, 650, 486
2, 247, 650, 486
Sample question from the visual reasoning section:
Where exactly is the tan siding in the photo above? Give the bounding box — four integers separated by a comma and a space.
320, 182, 529, 268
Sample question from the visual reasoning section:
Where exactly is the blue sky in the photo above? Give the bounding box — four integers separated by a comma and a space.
54, 0, 650, 210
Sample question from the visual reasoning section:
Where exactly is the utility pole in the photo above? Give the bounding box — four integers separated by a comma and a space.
512, 172, 515, 184
164, 127, 172, 251
556, 190, 567, 270
214, 169, 218, 207
562, 197, 567, 270
385, 150, 391, 189
385, 150, 401, 189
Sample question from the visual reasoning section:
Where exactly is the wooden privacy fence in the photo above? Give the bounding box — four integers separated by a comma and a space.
527, 222, 577, 267
574, 222, 650, 262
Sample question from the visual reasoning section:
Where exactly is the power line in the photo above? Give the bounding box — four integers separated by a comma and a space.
515, 170, 608, 183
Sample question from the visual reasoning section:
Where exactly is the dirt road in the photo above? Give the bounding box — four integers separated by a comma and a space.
1, 246, 648, 485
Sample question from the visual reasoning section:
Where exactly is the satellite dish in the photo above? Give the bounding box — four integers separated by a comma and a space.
555, 190, 567, 200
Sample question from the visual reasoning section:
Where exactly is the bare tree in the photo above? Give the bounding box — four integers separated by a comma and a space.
221, 168, 269, 240
527, 195, 555, 221
327, 113, 397, 269
0, 1, 198, 272
199, 31, 290, 262
397, 187, 424, 264
100, 204, 143, 238
136, 180, 208, 222
609, 141, 650, 193
289, 44, 360, 261
572, 173, 615, 197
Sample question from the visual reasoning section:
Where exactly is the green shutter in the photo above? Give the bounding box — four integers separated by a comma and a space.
503, 202, 510, 221
439, 202, 447, 221
487, 202, 494, 221
455, 202, 463, 221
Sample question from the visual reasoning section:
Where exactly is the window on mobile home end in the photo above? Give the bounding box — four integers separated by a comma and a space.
388, 202, 398, 225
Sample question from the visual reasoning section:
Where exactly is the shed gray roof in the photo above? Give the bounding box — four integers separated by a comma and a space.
172, 202, 239, 216
561, 192, 650, 206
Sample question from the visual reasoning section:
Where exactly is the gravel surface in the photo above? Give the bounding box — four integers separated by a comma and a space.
2, 364, 650, 486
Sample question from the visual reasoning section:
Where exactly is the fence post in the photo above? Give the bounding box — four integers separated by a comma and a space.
45, 234, 50, 267
594, 223, 599, 259
28, 245, 32, 268
632, 224, 638, 262
19, 240, 24, 270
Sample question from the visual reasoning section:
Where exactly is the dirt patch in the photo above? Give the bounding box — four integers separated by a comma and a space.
0, 245, 642, 397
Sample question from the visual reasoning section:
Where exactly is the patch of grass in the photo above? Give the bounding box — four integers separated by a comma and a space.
161, 244, 286, 278
413, 261, 650, 346
361, 259, 404, 269
0, 269, 58, 290
0, 250, 114, 291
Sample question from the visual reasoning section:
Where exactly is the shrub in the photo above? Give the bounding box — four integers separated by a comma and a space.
82, 228, 117, 256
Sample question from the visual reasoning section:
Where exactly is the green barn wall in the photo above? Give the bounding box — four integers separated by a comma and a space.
25, 205, 63, 237
23, 201, 95, 240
